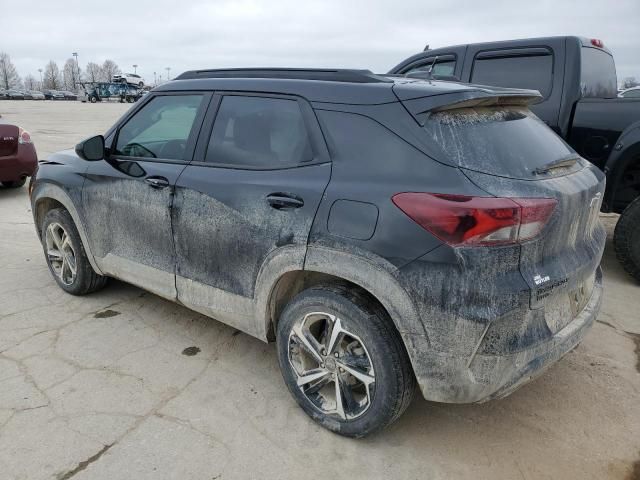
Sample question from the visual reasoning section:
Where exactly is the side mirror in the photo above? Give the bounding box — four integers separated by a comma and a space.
75, 135, 105, 161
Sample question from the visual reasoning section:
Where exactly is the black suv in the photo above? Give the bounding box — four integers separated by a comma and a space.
30, 68, 605, 437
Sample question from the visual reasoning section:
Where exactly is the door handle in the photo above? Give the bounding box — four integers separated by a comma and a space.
266, 193, 304, 210
145, 176, 170, 189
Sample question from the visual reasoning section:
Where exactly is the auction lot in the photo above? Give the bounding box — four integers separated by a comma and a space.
0, 101, 639, 480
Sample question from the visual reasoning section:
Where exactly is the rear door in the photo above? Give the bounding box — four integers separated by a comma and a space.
82, 92, 210, 300
462, 39, 565, 132
173, 93, 331, 333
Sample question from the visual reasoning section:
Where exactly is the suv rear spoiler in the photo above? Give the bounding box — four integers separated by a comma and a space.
392, 83, 542, 126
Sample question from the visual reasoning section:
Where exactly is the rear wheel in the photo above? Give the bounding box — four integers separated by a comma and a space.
42, 208, 108, 295
614, 196, 640, 282
1, 178, 26, 188
276, 284, 415, 437
90, 96, 98, 103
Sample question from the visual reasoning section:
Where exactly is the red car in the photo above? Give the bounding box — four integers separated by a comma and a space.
0, 124, 37, 188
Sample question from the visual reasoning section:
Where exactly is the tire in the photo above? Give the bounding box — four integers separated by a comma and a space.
41, 208, 108, 295
1, 178, 26, 188
90, 96, 98, 103
276, 284, 415, 438
614, 196, 640, 282
139, 82, 144, 87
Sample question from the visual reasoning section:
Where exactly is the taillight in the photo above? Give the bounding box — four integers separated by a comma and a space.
392, 193, 557, 246
18, 128, 32, 145
590, 38, 604, 48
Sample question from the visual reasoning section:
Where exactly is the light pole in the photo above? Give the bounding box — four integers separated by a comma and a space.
165, 67, 171, 81
38, 69, 43, 90
72, 52, 79, 89
153, 71, 157, 86
133, 64, 138, 74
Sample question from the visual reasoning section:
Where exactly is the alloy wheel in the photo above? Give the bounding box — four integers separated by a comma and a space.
287, 312, 375, 420
45, 222, 77, 286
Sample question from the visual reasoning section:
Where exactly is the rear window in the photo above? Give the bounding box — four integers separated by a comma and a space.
471, 53, 553, 98
422, 107, 575, 178
580, 47, 617, 98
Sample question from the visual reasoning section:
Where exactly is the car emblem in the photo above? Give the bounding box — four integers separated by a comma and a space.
534, 274, 550, 285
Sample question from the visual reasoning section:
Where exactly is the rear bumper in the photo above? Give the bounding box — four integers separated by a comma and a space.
0, 145, 38, 182
405, 267, 603, 403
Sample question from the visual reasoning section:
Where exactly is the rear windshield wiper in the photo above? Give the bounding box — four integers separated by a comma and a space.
533, 155, 579, 176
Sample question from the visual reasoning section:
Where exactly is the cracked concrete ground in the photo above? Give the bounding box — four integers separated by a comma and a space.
0, 101, 639, 480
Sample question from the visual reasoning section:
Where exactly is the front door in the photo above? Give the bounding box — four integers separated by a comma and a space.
172, 93, 331, 333
82, 92, 210, 299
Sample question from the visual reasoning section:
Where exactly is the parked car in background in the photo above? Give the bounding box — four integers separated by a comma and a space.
20, 90, 33, 100
31, 68, 605, 437
61, 91, 78, 101
113, 73, 144, 87
0, 124, 37, 188
5, 89, 25, 100
0, 88, 6, 99
29, 90, 45, 100
619, 86, 640, 98
391, 36, 640, 283
43, 90, 64, 100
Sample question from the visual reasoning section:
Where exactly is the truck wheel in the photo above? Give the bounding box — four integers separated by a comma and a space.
1, 178, 26, 188
614, 196, 640, 282
90, 96, 97, 103
276, 284, 415, 438
41, 208, 108, 295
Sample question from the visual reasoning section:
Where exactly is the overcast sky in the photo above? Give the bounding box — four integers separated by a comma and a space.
1, 0, 638, 83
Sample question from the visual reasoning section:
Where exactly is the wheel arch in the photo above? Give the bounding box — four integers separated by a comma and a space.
32, 184, 103, 275
604, 123, 640, 213
257, 245, 427, 343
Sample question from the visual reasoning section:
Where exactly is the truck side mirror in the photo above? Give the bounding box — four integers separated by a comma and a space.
75, 135, 105, 161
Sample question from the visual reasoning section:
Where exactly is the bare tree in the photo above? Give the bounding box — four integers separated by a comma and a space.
100, 59, 121, 82
23, 74, 37, 90
0, 52, 22, 89
63, 58, 78, 90
85, 62, 102, 83
43, 60, 62, 90
622, 76, 639, 89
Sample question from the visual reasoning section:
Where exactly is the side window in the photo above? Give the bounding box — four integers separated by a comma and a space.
205, 95, 313, 168
471, 53, 553, 98
404, 58, 456, 77
115, 95, 205, 160
623, 89, 640, 98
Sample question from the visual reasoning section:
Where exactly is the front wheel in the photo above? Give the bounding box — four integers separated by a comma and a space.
276, 285, 415, 437
41, 208, 108, 295
614, 196, 640, 282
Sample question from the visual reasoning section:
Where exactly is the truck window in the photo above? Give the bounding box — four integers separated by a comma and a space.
471, 53, 553, 98
404, 58, 456, 77
580, 47, 617, 98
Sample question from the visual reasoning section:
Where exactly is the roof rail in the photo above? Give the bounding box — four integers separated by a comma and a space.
175, 68, 393, 84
